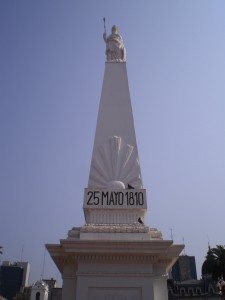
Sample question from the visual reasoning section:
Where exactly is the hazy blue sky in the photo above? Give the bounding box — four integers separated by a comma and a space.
1, 0, 225, 286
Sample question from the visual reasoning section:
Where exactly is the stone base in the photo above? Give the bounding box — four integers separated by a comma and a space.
46, 225, 183, 300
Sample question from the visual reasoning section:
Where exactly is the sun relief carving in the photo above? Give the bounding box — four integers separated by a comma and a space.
89, 136, 142, 189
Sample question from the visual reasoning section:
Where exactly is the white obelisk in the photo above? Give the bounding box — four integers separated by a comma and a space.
46, 24, 183, 300
88, 62, 142, 190
82, 24, 147, 229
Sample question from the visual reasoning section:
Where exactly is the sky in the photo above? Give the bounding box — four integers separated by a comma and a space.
1, 0, 225, 287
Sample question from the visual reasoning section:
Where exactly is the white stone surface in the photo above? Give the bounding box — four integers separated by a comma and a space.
88, 287, 141, 300
88, 63, 142, 190
46, 239, 183, 300
67, 225, 163, 241
85, 62, 146, 226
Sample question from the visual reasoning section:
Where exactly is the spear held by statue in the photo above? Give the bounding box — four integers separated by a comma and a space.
103, 17, 106, 35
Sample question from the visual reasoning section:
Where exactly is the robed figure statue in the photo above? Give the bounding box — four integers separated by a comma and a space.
103, 25, 126, 62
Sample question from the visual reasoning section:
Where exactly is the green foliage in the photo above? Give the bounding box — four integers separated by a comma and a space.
204, 245, 225, 281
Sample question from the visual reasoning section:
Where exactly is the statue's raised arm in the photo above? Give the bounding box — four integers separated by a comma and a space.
103, 25, 126, 62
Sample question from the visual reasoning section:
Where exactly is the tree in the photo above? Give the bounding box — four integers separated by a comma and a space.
203, 245, 225, 282
202, 245, 225, 298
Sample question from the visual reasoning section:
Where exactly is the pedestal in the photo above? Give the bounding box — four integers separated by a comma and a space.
46, 225, 183, 300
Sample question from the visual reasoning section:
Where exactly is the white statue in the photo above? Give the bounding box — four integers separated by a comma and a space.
103, 24, 126, 62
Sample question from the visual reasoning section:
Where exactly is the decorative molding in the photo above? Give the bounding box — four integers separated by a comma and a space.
80, 224, 149, 233
67, 225, 162, 239
68, 227, 81, 238
84, 209, 144, 225
89, 136, 142, 189
57, 253, 158, 264
149, 228, 163, 239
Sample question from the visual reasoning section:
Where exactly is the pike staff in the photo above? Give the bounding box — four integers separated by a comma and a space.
103, 17, 106, 35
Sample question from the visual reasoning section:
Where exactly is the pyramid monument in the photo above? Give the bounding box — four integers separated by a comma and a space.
46, 24, 183, 300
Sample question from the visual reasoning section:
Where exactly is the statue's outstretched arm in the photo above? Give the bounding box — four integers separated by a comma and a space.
103, 32, 107, 43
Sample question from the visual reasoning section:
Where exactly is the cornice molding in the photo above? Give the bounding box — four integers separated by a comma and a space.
67, 225, 163, 239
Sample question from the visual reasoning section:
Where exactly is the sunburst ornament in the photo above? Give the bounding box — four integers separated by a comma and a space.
88, 136, 142, 189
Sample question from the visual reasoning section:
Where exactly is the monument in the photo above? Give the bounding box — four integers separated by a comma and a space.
46, 24, 183, 300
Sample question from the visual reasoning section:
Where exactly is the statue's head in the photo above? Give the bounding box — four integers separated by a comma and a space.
111, 25, 118, 34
